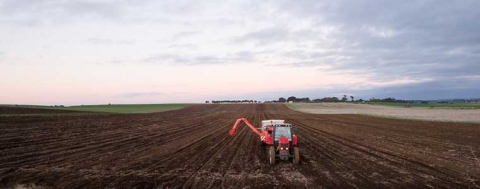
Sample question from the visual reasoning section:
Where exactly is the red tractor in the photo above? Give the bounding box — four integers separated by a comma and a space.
229, 118, 299, 165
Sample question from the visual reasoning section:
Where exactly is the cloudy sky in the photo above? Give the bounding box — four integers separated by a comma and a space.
1, 0, 479, 105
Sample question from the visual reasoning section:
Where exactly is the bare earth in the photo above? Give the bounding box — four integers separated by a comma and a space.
289, 103, 480, 123
1, 104, 479, 188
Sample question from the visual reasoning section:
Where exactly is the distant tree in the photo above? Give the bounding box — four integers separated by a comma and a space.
205, 101, 209, 103
287, 96, 297, 102
315, 97, 339, 102
278, 97, 287, 102
342, 95, 348, 102
350, 96, 354, 102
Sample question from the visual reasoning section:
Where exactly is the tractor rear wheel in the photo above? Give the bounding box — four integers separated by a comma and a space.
269, 146, 275, 165
293, 147, 300, 164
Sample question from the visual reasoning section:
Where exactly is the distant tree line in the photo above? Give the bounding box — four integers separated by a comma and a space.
369, 97, 410, 103
263, 95, 423, 103
208, 95, 423, 104
208, 96, 480, 104
265, 95, 359, 103
210, 100, 258, 103
312, 97, 341, 102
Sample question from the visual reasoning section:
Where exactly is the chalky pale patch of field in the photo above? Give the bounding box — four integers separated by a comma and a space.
288, 103, 480, 123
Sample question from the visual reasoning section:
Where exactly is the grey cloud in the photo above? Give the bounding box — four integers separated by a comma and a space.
355, 77, 480, 100
0, 0, 219, 27
191, 51, 255, 65
110, 59, 124, 65
241, 77, 480, 102
269, 61, 318, 68
62, 1, 121, 19
264, 0, 480, 88
232, 51, 255, 62
233, 26, 321, 46
167, 43, 198, 49
233, 26, 330, 47
173, 31, 200, 39
234, 27, 289, 45
2, 0, 479, 100
143, 53, 191, 64
194, 56, 223, 64
115, 92, 162, 98
0, 0, 124, 23
143, 51, 255, 65
0, 19, 43, 27
86, 38, 134, 45
200, 18, 245, 27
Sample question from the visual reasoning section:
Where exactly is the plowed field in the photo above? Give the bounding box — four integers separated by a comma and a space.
1, 104, 479, 188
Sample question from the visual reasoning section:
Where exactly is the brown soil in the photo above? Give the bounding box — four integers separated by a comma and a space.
0, 106, 81, 114
0, 104, 479, 188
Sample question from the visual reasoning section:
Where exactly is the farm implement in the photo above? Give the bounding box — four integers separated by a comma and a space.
229, 118, 299, 165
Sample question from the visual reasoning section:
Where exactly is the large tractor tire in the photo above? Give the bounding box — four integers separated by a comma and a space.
269, 146, 276, 165
293, 147, 300, 164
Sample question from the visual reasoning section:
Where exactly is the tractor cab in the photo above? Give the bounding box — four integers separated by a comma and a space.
261, 120, 293, 141
272, 125, 292, 141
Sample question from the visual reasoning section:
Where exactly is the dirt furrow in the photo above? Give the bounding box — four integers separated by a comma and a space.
1, 104, 479, 188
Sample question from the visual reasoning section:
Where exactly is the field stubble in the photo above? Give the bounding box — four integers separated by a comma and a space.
289, 103, 480, 123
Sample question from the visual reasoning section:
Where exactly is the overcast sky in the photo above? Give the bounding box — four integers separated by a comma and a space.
1, 0, 479, 105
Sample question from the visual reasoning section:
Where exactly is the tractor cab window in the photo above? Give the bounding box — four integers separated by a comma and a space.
274, 127, 292, 141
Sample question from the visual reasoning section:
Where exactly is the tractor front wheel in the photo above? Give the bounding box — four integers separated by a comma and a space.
269, 146, 275, 165
293, 147, 300, 164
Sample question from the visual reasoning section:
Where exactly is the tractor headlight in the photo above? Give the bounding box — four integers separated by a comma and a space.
286, 148, 288, 150
281, 147, 284, 150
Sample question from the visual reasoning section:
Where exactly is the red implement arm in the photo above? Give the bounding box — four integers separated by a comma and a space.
229, 118, 262, 137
